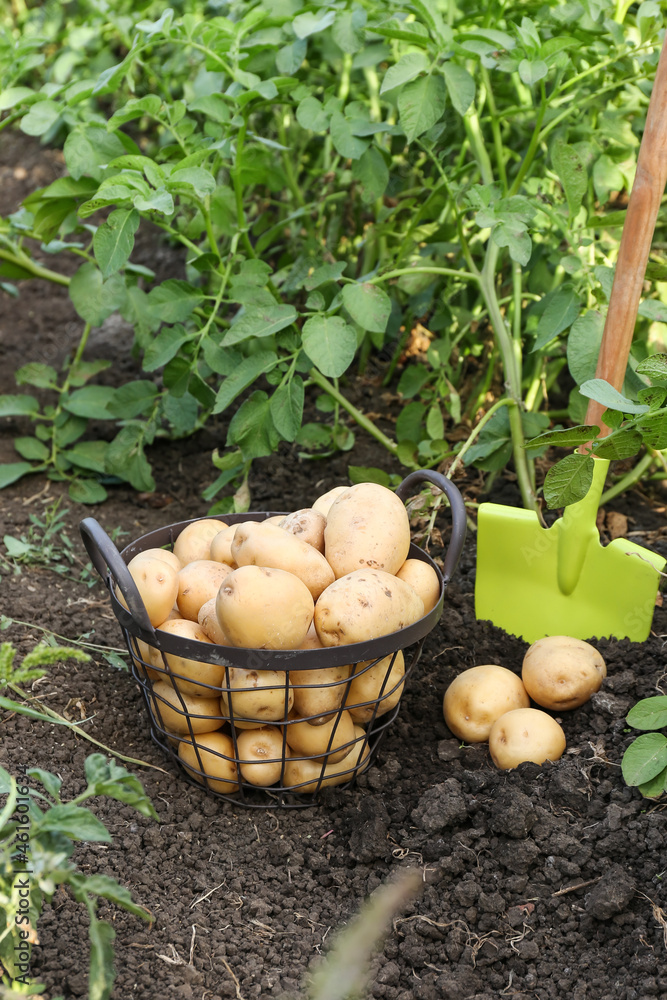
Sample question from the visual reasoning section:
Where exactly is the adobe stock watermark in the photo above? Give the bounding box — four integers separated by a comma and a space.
10, 763, 35, 989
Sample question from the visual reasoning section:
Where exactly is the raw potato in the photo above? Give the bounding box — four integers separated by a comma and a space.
155, 618, 225, 696
231, 521, 334, 601
210, 523, 245, 567
236, 726, 288, 786
489, 708, 566, 769
522, 635, 607, 711
443, 665, 530, 743
324, 483, 411, 578
221, 667, 294, 724
395, 559, 441, 615
283, 725, 370, 792
198, 597, 230, 644
315, 569, 424, 647
149, 680, 222, 735
215, 565, 314, 649
311, 486, 348, 519
279, 508, 326, 553
284, 709, 356, 764
177, 559, 233, 621
291, 664, 352, 724
178, 731, 239, 793
173, 518, 228, 565
299, 622, 323, 650
129, 547, 181, 573
118, 556, 179, 627
344, 651, 405, 724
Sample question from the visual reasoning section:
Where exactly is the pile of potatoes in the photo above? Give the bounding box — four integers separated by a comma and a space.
119, 483, 442, 795
443, 635, 607, 769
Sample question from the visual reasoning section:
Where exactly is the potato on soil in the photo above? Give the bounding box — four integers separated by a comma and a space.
443, 664, 530, 743
489, 707, 566, 769
279, 508, 326, 552
283, 725, 370, 792
290, 664, 352, 724
315, 569, 424, 647
231, 521, 334, 600
198, 597, 230, 645
521, 635, 607, 711
343, 651, 405, 724
284, 709, 356, 764
149, 680, 222, 735
236, 726, 288, 786
179, 731, 239, 793
129, 548, 181, 573
173, 518, 227, 565
215, 565, 314, 649
395, 559, 440, 615
118, 555, 179, 627
324, 483, 411, 579
155, 618, 225, 696
311, 486, 348, 518
221, 667, 293, 724
176, 559, 233, 621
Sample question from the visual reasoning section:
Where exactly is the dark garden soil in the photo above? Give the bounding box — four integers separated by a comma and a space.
1, 132, 667, 1000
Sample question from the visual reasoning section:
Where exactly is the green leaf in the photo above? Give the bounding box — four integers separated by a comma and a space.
302, 315, 357, 377
213, 351, 277, 414
88, 915, 116, 1000
525, 425, 599, 451
0, 394, 39, 417
398, 74, 447, 142
146, 280, 202, 323
532, 288, 581, 352
441, 63, 475, 116
64, 127, 127, 181
567, 311, 604, 385
380, 52, 429, 94
162, 392, 199, 435
168, 166, 217, 198
352, 147, 389, 204
69, 264, 126, 327
143, 325, 191, 371
542, 453, 595, 509
93, 209, 140, 279
83, 755, 158, 819
492, 220, 531, 266
304, 262, 346, 290
66, 441, 109, 474
107, 381, 158, 419
579, 379, 649, 415
593, 154, 625, 204
0, 462, 34, 489
37, 803, 112, 842
330, 112, 369, 160
636, 353, 667, 381
296, 96, 329, 132
348, 466, 391, 487
292, 9, 336, 38
276, 39, 307, 75
13, 436, 49, 461
519, 58, 548, 85
637, 766, 667, 798
637, 386, 667, 411
626, 695, 667, 731
333, 8, 366, 53
227, 390, 280, 459
593, 427, 643, 460
396, 401, 426, 444
133, 187, 174, 214
106, 95, 162, 129
105, 427, 155, 492
552, 140, 587, 217
20, 99, 62, 137
69, 359, 113, 387
15, 363, 58, 389
69, 479, 108, 505
27, 767, 62, 800
222, 305, 297, 346
397, 365, 431, 399
636, 411, 667, 450
63, 386, 116, 419
269, 379, 304, 440
621, 732, 667, 786
342, 283, 391, 334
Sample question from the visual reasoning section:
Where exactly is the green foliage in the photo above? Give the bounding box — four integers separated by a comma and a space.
622, 696, 667, 797
0, 498, 98, 584
0, 0, 665, 508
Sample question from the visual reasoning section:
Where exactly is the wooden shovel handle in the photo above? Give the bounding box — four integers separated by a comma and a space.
585, 32, 667, 436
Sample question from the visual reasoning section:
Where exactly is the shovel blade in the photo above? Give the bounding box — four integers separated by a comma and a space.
475, 503, 665, 643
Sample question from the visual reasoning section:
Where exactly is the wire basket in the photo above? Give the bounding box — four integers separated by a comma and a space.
80, 470, 466, 807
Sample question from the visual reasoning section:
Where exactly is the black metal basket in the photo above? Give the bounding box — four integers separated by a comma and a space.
80, 470, 466, 807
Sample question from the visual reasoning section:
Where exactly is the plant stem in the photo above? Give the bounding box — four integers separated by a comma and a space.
599, 450, 656, 505
481, 66, 508, 193
508, 81, 547, 198
370, 264, 477, 285
448, 397, 516, 478
308, 369, 405, 461
0, 248, 70, 286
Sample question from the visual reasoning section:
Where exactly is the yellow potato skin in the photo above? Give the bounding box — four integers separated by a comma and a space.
315, 569, 424, 647
324, 483, 411, 579
176, 559, 233, 621
215, 565, 314, 650
236, 726, 288, 786
119, 556, 179, 627
155, 618, 225, 696
291, 664, 352, 724
521, 635, 607, 711
443, 665, 530, 743
178, 731, 239, 793
231, 521, 334, 601
311, 486, 348, 519
395, 559, 441, 615
284, 709, 356, 764
279, 508, 326, 553
197, 597, 230, 644
129, 547, 182, 573
283, 725, 370, 792
210, 522, 251, 567
150, 680, 222, 735
221, 666, 293, 724
489, 708, 566, 769
344, 651, 405, 724
173, 518, 228, 565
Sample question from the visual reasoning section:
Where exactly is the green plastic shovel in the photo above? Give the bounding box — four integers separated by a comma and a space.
475, 34, 667, 644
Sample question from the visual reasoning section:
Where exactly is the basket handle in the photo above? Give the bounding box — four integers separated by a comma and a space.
394, 470, 466, 586
79, 517, 156, 638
